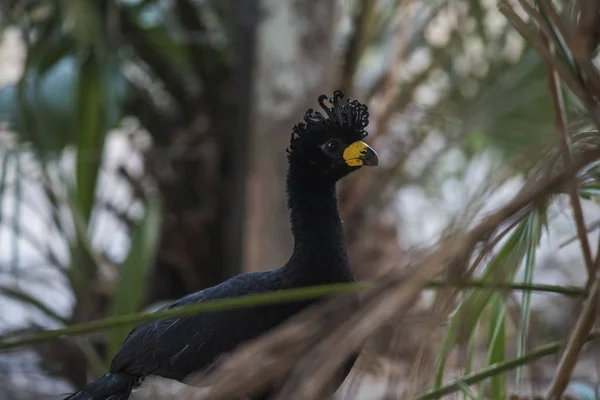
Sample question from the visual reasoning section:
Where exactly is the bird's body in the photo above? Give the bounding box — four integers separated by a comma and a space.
65, 91, 377, 400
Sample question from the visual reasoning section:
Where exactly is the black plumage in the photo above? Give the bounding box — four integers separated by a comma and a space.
65, 90, 378, 400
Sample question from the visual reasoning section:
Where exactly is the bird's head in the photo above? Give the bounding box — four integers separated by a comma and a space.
287, 90, 379, 183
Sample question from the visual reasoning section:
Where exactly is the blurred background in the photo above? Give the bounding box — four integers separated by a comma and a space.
0, 0, 598, 398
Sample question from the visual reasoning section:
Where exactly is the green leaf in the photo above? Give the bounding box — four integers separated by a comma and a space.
106, 194, 162, 362
486, 294, 506, 400
464, 322, 478, 377
11, 154, 21, 275
74, 52, 108, 223
0, 282, 369, 351
433, 208, 546, 393
580, 184, 600, 199
65, 51, 122, 299
0, 280, 587, 352
457, 380, 478, 400
0, 148, 12, 233
419, 330, 600, 400
464, 320, 479, 400
434, 220, 529, 389
515, 211, 543, 389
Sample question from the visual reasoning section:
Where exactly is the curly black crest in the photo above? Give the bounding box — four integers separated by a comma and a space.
288, 90, 370, 154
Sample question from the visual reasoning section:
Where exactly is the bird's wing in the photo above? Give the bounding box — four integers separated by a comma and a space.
110, 271, 279, 379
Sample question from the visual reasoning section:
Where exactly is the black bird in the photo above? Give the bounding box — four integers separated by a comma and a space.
65, 90, 379, 400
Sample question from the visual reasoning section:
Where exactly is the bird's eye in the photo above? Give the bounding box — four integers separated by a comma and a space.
325, 140, 340, 153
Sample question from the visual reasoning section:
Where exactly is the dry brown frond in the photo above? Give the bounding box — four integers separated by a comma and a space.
500, 0, 600, 397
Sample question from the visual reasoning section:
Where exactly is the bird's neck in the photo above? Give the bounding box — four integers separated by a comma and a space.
285, 169, 352, 279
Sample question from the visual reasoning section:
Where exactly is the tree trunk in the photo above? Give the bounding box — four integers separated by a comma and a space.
243, 0, 338, 272
146, 1, 260, 301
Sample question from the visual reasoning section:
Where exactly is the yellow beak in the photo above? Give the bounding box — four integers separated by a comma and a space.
343, 141, 379, 167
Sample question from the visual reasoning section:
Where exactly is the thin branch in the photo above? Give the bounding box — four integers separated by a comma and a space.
0, 286, 67, 325
574, 0, 600, 61
517, 0, 558, 44
540, 0, 600, 96
539, 10, 599, 394
426, 280, 583, 297
0, 279, 583, 351
508, 0, 600, 130
537, 0, 580, 74
560, 217, 600, 248
0, 216, 64, 270
340, 0, 377, 94
368, 1, 416, 143
499, 2, 588, 101
542, 18, 594, 278
416, 329, 600, 400
0, 283, 369, 351
546, 279, 599, 397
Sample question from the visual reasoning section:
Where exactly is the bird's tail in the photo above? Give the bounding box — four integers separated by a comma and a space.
64, 372, 137, 400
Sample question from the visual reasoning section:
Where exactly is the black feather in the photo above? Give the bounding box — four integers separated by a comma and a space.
288, 90, 369, 158
66, 91, 371, 400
